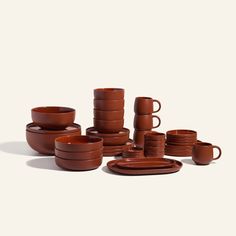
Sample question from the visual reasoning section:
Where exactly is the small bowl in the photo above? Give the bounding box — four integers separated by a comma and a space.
144, 131, 165, 141
94, 88, 124, 100
122, 147, 144, 158
144, 140, 166, 147
94, 109, 124, 120
55, 148, 103, 160
94, 99, 124, 111
55, 156, 102, 171
26, 123, 81, 155
86, 127, 130, 146
94, 119, 124, 133
55, 135, 103, 152
31, 106, 75, 130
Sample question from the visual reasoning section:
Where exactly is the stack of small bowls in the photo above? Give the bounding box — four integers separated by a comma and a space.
55, 135, 103, 171
144, 131, 165, 158
86, 88, 132, 156
26, 106, 81, 155
133, 97, 161, 147
165, 129, 198, 157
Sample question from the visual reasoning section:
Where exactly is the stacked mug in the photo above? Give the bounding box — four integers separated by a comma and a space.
55, 135, 103, 171
133, 97, 162, 147
87, 88, 131, 156
144, 131, 165, 158
26, 106, 81, 155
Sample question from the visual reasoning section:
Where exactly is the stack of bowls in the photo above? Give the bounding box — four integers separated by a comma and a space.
165, 129, 198, 157
26, 106, 81, 155
144, 131, 165, 158
86, 88, 132, 156
55, 135, 103, 171
133, 97, 161, 147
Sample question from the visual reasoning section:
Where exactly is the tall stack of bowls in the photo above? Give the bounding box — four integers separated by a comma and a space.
86, 88, 132, 156
26, 106, 81, 155
55, 135, 103, 171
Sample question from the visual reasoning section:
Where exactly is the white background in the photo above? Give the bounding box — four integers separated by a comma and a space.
0, 1, 235, 235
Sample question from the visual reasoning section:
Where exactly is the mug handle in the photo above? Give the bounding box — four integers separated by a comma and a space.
152, 115, 161, 128
212, 145, 222, 160
153, 100, 161, 113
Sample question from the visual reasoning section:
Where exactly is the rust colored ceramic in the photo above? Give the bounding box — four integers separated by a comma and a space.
133, 130, 151, 147
55, 148, 103, 160
31, 106, 75, 130
94, 119, 124, 133
192, 142, 222, 165
103, 140, 134, 156
134, 97, 161, 115
94, 99, 124, 111
86, 127, 129, 146
107, 158, 182, 175
26, 123, 81, 155
55, 135, 103, 152
165, 145, 193, 157
94, 109, 124, 120
94, 88, 124, 100
55, 156, 102, 171
166, 130, 197, 143
116, 158, 175, 169
122, 147, 144, 158
103, 139, 134, 151
144, 131, 165, 142
166, 140, 201, 146
134, 114, 161, 130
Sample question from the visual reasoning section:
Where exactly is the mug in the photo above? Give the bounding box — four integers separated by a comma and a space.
192, 142, 222, 165
134, 97, 161, 115
134, 114, 161, 130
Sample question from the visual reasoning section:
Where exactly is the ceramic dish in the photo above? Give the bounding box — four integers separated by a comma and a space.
86, 127, 129, 146
94, 109, 124, 120
55, 156, 102, 171
107, 159, 182, 175
122, 147, 144, 158
31, 106, 75, 130
55, 148, 103, 160
94, 119, 124, 133
26, 123, 81, 155
94, 88, 124, 100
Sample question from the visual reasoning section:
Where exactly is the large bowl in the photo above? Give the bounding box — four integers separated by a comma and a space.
26, 123, 81, 155
31, 106, 75, 130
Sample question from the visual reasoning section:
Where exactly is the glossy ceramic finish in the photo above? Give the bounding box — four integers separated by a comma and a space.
94, 88, 124, 100
55, 148, 103, 160
55, 156, 102, 171
86, 127, 130, 146
192, 142, 222, 165
134, 114, 161, 130
134, 97, 161, 115
55, 135, 103, 152
26, 123, 81, 155
94, 119, 124, 133
94, 109, 124, 120
107, 158, 183, 175
94, 99, 124, 111
31, 106, 75, 130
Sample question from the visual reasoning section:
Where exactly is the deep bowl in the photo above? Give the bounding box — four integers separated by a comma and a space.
94, 88, 124, 100
94, 119, 124, 133
31, 106, 75, 130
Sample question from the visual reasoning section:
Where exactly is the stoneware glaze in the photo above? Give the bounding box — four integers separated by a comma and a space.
134, 97, 161, 115
31, 106, 75, 130
192, 142, 222, 165
134, 114, 161, 130
122, 147, 144, 158
94, 99, 124, 111
94, 119, 124, 133
94, 88, 124, 100
94, 109, 124, 120
133, 130, 152, 148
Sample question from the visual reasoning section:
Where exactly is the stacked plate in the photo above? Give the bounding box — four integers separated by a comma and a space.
165, 129, 198, 157
55, 135, 103, 171
107, 158, 183, 175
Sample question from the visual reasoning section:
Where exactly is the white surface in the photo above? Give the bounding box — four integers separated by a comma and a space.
0, 1, 235, 235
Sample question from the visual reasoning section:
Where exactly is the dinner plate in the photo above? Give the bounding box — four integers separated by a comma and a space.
107, 158, 182, 175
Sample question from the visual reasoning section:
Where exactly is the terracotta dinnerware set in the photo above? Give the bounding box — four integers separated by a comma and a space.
133, 97, 161, 147
87, 88, 133, 156
55, 135, 103, 170
25, 88, 222, 174
26, 107, 81, 155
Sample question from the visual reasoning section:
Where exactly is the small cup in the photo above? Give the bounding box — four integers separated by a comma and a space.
94, 109, 124, 120
134, 114, 161, 130
94, 119, 124, 133
134, 97, 161, 115
94, 88, 124, 100
144, 131, 165, 142
94, 99, 124, 111
192, 142, 222, 165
